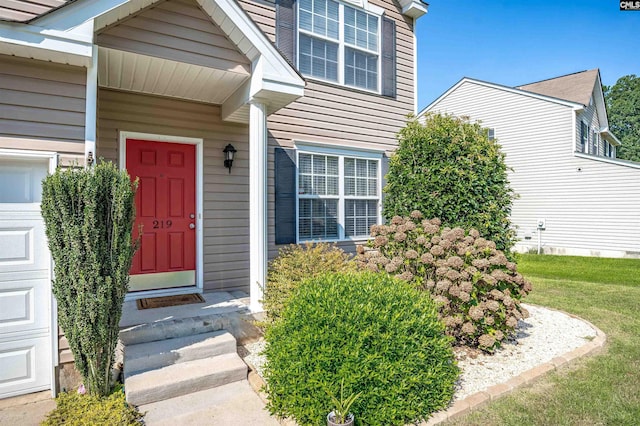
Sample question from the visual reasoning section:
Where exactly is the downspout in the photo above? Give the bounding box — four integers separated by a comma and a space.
413, 16, 418, 115
85, 43, 98, 168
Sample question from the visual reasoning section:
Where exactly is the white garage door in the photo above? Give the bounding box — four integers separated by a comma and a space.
0, 156, 52, 399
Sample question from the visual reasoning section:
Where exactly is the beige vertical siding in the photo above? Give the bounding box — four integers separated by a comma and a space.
238, 0, 415, 257
97, 88, 251, 291
0, 55, 86, 163
97, 0, 250, 73
427, 80, 640, 257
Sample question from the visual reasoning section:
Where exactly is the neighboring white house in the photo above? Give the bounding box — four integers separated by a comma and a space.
421, 69, 640, 258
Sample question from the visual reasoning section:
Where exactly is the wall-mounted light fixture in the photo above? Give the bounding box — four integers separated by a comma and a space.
223, 144, 237, 173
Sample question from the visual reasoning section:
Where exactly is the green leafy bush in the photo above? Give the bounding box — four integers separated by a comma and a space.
262, 243, 355, 326
263, 272, 458, 426
356, 212, 532, 352
42, 386, 143, 426
41, 162, 138, 396
383, 114, 516, 255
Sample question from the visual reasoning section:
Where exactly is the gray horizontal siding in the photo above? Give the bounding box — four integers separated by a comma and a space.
0, 55, 86, 162
238, 0, 415, 257
97, 88, 251, 292
97, 0, 250, 74
428, 80, 640, 257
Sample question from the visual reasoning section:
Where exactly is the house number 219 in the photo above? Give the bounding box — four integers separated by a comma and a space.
152, 220, 173, 229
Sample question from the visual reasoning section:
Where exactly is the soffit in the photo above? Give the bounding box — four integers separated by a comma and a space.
0, 0, 70, 22
98, 47, 250, 105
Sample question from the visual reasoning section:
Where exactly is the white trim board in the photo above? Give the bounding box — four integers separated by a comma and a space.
421, 77, 584, 118
118, 131, 205, 301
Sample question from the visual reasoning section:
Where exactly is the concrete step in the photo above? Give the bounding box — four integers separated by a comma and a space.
139, 380, 280, 426
125, 352, 248, 406
230, 289, 249, 300
124, 330, 237, 377
119, 311, 263, 347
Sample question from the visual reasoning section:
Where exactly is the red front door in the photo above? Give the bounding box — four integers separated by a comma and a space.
126, 139, 196, 291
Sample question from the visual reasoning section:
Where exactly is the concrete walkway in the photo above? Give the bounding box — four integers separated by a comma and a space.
0, 382, 279, 426
140, 380, 280, 425
0, 391, 55, 425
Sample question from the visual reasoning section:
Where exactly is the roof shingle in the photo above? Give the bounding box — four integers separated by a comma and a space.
517, 69, 599, 106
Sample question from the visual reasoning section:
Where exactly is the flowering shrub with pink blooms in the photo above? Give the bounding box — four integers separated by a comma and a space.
355, 211, 532, 352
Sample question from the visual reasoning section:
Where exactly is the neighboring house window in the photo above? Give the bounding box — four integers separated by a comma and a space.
486, 128, 495, 141
297, 0, 380, 91
591, 130, 598, 155
580, 121, 588, 153
604, 142, 615, 158
297, 149, 380, 241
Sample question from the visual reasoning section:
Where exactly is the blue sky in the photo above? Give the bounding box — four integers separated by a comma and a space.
415, 1, 640, 111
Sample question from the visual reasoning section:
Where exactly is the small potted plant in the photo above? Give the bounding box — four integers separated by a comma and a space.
327, 379, 361, 426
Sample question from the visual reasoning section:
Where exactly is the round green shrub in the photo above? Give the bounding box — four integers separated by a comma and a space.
356, 212, 532, 352
262, 242, 356, 327
383, 113, 516, 255
263, 272, 458, 426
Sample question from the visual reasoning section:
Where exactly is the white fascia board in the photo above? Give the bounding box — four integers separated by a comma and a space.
419, 77, 469, 116
198, 0, 304, 88
421, 78, 583, 117
260, 75, 306, 97
222, 58, 304, 121
592, 74, 609, 129
0, 21, 93, 66
574, 152, 640, 169
397, 0, 428, 18
32, 0, 304, 92
600, 127, 622, 146
32, 0, 131, 31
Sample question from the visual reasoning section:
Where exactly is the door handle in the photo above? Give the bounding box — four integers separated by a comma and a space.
189, 223, 195, 229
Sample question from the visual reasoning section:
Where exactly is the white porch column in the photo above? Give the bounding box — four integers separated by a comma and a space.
249, 100, 267, 312
84, 44, 98, 167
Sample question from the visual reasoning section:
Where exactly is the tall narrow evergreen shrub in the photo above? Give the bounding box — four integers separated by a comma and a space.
41, 162, 138, 396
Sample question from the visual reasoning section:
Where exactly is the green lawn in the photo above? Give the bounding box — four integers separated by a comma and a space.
445, 254, 640, 426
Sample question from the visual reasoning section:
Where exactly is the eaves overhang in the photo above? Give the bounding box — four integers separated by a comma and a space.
0, 0, 305, 121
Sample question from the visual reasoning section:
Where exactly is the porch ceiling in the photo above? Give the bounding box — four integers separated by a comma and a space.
98, 47, 250, 105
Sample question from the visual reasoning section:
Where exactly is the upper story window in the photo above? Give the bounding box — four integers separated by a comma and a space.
604, 141, 616, 158
297, 0, 381, 92
275, 0, 396, 97
297, 148, 381, 241
591, 130, 599, 155
580, 121, 588, 153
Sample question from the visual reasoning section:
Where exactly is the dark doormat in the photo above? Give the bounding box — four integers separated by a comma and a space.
136, 293, 206, 310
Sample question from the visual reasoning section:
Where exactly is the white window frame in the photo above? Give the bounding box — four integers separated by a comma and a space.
296, 0, 385, 94
580, 121, 589, 153
295, 143, 383, 242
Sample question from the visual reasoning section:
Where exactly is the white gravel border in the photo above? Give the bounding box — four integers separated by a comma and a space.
243, 303, 599, 402
452, 303, 596, 400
